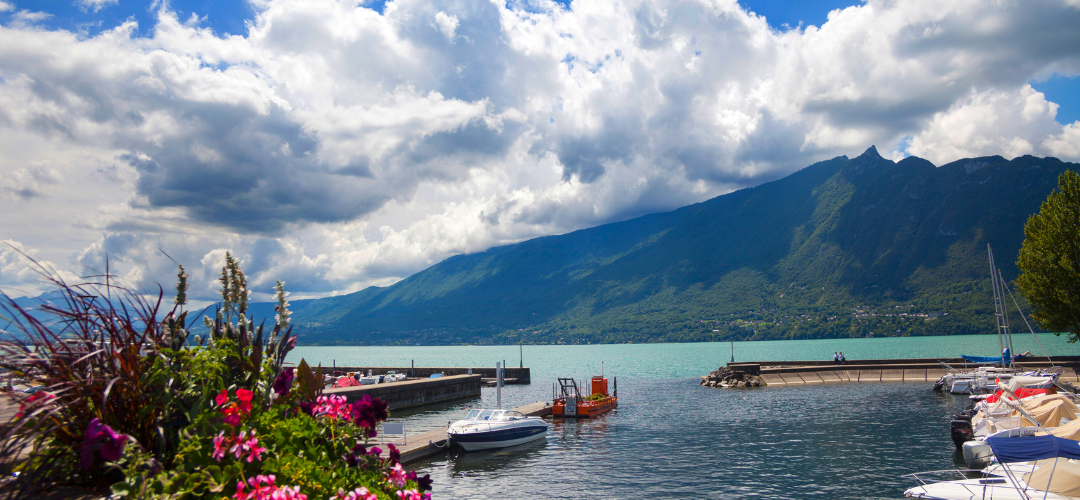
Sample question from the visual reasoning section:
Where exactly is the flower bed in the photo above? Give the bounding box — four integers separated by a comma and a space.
0, 253, 432, 499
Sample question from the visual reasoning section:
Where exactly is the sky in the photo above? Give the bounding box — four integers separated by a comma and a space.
1, 0, 1079, 305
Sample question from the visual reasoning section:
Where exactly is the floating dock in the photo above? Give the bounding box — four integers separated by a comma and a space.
375, 401, 552, 465
725, 357, 1080, 386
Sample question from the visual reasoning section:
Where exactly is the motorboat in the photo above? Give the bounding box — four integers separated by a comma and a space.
905, 434, 1080, 499
961, 396, 1080, 469
552, 375, 618, 418
447, 409, 549, 451
950, 377, 1074, 453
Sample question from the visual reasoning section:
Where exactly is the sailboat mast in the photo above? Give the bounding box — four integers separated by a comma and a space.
988, 245, 1005, 357
998, 269, 1016, 357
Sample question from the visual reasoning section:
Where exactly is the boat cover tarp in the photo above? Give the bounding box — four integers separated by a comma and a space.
335, 376, 360, 388
984, 388, 1047, 403
987, 435, 1080, 463
1025, 458, 1080, 497
1037, 419, 1080, 441
1018, 400, 1078, 428
961, 354, 1027, 363
1012, 375, 1055, 387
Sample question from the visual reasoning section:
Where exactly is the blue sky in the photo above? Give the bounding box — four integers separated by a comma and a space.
2, 0, 1079, 301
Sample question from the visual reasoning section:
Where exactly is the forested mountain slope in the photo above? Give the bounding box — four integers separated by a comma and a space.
277, 147, 1074, 345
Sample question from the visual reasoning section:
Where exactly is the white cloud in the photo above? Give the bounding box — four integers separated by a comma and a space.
906, 85, 1068, 164
75, 0, 118, 14
0, 2, 13, 13
0, 0, 1079, 300
434, 11, 458, 40
11, 9, 50, 24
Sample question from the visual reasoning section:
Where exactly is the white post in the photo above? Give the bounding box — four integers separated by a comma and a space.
496, 362, 503, 409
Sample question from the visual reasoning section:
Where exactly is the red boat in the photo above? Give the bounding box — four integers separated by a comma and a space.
552, 375, 617, 418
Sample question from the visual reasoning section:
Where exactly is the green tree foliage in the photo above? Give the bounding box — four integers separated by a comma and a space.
1017, 170, 1080, 343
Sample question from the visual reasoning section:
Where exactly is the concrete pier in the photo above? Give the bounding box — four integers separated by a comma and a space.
324, 374, 482, 409
326, 366, 531, 385
377, 401, 553, 465
722, 356, 1080, 386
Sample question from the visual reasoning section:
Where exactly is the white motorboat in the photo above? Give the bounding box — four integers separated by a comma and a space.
447, 409, 549, 451
906, 434, 1080, 499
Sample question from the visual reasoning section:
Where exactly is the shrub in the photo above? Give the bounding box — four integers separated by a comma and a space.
0, 252, 432, 499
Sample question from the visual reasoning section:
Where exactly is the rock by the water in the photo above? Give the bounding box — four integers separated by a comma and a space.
699, 366, 764, 388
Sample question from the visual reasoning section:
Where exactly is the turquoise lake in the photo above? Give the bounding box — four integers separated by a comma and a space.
286, 334, 1077, 499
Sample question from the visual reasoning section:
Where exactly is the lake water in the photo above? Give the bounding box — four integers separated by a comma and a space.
287, 334, 1077, 499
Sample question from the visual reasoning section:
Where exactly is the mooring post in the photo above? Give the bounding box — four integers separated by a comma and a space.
411, 360, 414, 378
496, 361, 503, 410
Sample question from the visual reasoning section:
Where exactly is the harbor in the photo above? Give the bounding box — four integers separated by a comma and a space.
282, 335, 1080, 499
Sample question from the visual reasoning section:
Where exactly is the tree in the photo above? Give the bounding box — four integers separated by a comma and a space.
1016, 170, 1080, 343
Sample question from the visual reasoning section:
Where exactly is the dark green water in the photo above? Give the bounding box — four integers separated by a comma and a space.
286, 335, 1075, 499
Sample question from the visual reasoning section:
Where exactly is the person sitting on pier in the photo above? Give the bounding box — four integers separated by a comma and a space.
839, 352, 846, 365
833, 352, 840, 365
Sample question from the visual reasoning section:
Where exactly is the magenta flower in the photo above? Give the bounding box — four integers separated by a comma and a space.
387, 443, 401, 465
273, 368, 295, 397
234, 474, 308, 500
350, 395, 389, 431
313, 395, 352, 421
243, 434, 267, 463
387, 463, 407, 488
230, 430, 252, 459
331, 487, 377, 500
78, 418, 128, 470
212, 431, 229, 462
394, 489, 426, 500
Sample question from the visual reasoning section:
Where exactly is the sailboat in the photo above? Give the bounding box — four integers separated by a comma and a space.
934, 245, 1059, 396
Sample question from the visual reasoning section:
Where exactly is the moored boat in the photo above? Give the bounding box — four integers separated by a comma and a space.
552, 376, 617, 418
447, 409, 549, 451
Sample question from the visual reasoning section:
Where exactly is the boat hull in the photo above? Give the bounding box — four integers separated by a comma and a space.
449, 425, 548, 451
552, 396, 617, 418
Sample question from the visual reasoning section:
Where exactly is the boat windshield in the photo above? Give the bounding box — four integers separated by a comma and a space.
464, 409, 482, 419
477, 410, 496, 420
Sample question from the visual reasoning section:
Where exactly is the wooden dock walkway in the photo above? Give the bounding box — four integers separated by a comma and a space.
376, 401, 553, 465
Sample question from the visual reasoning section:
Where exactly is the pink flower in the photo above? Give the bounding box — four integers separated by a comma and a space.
234, 475, 307, 500
212, 431, 230, 462
230, 430, 252, 459
387, 463, 407, 488
243, 434, 267, 463
313, 395, 352, 421
330, 487, 377, 500
394, 489, 424, 500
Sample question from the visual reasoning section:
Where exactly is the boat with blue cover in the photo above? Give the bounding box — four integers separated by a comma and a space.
447, 409, 549, 451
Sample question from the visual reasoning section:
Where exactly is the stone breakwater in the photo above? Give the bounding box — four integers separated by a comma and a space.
700, 367, 765, 388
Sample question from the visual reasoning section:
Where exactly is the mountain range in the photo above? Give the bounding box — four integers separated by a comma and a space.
242, 146, 1074, 345
7, 147, 1074, 346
